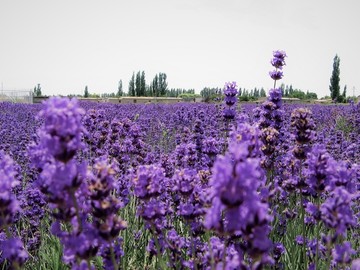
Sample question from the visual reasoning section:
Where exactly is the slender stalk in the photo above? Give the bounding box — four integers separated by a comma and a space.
191, 232, 198, 270
299, 162, 307, 270
222, 237, 228, 270
273, 67, 278, 89
150, 223, 166, 269
70, 189, 83, 232
315, 197, 320, 269
109, 244, 119, 270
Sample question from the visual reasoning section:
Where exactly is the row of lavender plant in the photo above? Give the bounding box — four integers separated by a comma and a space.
0, 51, 359, 269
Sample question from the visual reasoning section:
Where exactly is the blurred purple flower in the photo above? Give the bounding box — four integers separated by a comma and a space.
332, 242, 355, 265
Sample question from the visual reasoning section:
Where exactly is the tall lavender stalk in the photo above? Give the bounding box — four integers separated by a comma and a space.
29, 97, 99, 269
222, 82, 238, 152
258, 51, 286, 178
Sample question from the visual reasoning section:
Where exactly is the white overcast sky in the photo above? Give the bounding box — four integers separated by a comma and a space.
0, 0, 359, 98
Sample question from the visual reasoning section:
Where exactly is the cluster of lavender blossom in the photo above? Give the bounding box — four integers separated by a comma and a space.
0, 50, 359, 270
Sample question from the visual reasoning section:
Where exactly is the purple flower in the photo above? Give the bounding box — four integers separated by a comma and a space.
291, 108, 316, 160
223, 82, 238, 97
332, 242, 355, 265
205, 122, 272, 266
268, 88, 283, 108
37, 97, 85, 163
223, 82, 238, 120
269, 70, 284, 80
271, 50, 287, 69
223, 108, 236, 120
0, 237, 28, 267
172, 168, 199, 196
133, 165, 166, 199
305, 144, 332, 196
320, 187, 356, 235
272, 242, 285, 261
352, 259, 360, 270
295, 235, 305, 245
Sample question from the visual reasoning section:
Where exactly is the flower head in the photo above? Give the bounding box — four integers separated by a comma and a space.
271, 50, 287, 69
37, 97, 85, 163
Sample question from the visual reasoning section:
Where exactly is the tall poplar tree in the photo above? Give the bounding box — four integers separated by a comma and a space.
135, 71, 141, 96
329, 54, 340, 101
140, 71, 146, 96
158, 73, 168, 96
117, 80, 123, 97
84, 85, 89, 98
128, 72, 135, 96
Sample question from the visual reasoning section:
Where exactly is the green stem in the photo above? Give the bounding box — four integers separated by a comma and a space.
70, 189, 82, 232
109, 244, 119, 270
150, 223, 166, 269
299, 162, 307, 270
191, 232, 198, 270
300, 191, 307, 269
222, 237, 228, 270
315, 198, 320, 269
1, 221, 20, 270
86, 259, 92, 270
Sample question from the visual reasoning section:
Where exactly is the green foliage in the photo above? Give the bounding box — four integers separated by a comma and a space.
84, 85, 89, 98
135, 71, 141, 97
335, 115, 354, 136
158, 73, 168, 96
282, 84, 317, 100
117, 80, 123, 97
33, 84, 42, 97
200, 87, 222, 101
260, 88, 266, 97
166, 88, 195, 97
330, 54, 341, 101
128, 72, 135, 96
179, 93, 201, 99
149, 73, 168, 97
140, 71, 146, 96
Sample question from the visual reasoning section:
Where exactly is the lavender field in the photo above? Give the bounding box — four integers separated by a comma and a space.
1, 52, 360, 270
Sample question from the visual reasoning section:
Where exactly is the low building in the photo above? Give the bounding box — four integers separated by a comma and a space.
282, 97, 301, 103
118, 97, 182, 104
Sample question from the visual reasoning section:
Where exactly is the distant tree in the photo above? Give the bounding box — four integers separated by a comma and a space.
151, 74, 159, 97
289, 85, 294, 96
33, 83, 42, 97
342, 84, 347, 99
128, 72, 135, 96
260, 88, 266, 97
117, 80, 123, 97
284, 88, 289, 97
305, 91, 318, 100
135, 71, 141, 96
337, 85, 347, 103
140, 71, 146, 96
84, 85, 89, 98
158, 73, 168, 96
329, 54, 341, 101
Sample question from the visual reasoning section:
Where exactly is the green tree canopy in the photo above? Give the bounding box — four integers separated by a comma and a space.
329, 54, 340, 101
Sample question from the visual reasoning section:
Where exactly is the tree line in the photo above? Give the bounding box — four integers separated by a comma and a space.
200, 85, 318, 102
35, 55, 354, 102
